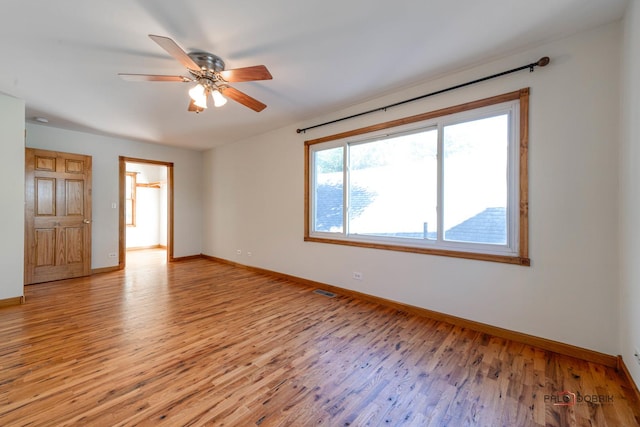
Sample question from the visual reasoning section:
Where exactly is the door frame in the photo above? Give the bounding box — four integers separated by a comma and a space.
118, 156, 174, 268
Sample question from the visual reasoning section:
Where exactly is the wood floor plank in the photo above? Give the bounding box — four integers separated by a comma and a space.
0, 249, 638, 426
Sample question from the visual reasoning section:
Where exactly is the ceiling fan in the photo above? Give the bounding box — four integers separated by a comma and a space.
119, 35, 272, 113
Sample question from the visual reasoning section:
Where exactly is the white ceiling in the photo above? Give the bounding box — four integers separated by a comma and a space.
0, 0, 628, 150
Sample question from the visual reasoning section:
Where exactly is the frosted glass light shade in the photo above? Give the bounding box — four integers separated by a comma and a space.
212, 89, 227, 107
189, 84, 208, 109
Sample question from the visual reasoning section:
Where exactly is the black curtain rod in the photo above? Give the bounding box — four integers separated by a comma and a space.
296, 56, 550, 134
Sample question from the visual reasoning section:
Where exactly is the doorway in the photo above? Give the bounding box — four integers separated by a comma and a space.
118, 157, 174, 269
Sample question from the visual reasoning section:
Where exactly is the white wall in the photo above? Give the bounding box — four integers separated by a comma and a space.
0, 94, 25, 300
203, 22, 622, 355
26, 125, 202, 268
620, 0, 640, 386
125, 162, 167, 249
128, 187, 161, 248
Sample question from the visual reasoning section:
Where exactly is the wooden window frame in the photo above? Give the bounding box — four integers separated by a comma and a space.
125, 171, 137, 227
304, 88, 530, 266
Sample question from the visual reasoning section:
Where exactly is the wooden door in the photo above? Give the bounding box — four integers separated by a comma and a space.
25, 149, 92, 284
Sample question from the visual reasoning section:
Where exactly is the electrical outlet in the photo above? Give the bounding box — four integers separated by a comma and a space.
247, 252, 252, 257
108, 253, 117, 258
634, 348, 640, 366
236, 249, 241, 255
352, 271, 363, 280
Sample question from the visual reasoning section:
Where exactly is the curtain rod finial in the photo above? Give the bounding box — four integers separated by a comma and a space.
537, 57, 550, 67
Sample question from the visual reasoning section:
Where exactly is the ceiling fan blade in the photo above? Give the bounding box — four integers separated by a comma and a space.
149, 34, 201, 71
188, 99, 204, 113
219, 65, 273, 82
118, 73, 191, 82
221, 86, 267, 112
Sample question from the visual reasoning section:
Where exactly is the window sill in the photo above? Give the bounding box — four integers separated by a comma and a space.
304, 236, 530, 266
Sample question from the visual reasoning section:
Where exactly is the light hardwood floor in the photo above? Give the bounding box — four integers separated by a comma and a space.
1, 251, 639, 426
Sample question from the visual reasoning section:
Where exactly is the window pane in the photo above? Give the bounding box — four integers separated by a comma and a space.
349, 129, 438, 239
314, 147, 344, 232
443, 114, 508, 244
305, 92, 527, 263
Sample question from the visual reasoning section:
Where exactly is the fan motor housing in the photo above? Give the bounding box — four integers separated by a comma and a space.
188, 51, 225, 73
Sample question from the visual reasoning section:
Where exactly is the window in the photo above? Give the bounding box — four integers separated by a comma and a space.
125, 172, 137, 227
305, 89, 529, 265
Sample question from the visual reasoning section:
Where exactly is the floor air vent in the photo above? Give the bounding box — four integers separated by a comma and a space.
313, 289, 336, 298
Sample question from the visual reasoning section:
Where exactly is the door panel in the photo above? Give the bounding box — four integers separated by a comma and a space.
25, 149, 92, 284
65, 227, 83, 263
35, 229, 56, 266
36, 155, 56, 171
35, 178, 56, 215
66, 180, 84, 215
65, 159, 84, 174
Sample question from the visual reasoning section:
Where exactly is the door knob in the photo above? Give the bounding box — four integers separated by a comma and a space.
83, 219, 91, 224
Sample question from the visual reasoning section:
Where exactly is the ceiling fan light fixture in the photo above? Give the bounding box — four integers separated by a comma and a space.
120, 35, 271, 113
189, 83, 209, 109
212, 89, 227, 107
188, 83, 206, 101
194, 91, 209, 109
